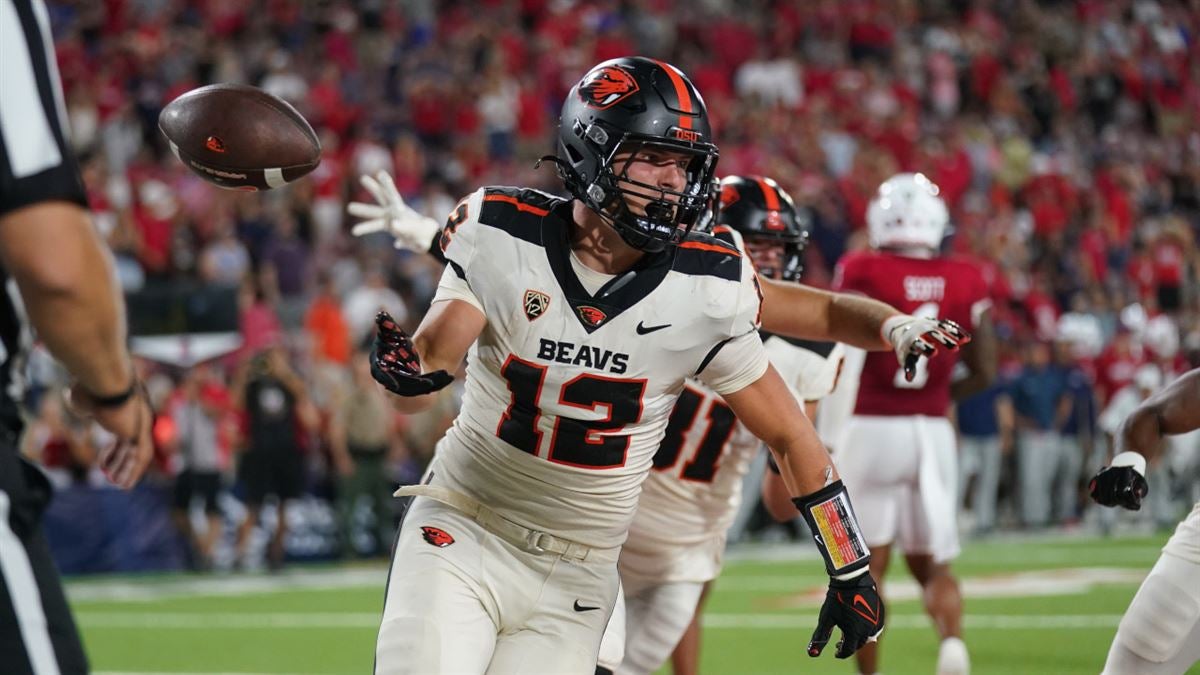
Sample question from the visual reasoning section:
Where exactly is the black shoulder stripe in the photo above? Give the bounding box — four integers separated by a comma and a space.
673, 243, 742, 281
476, 187, 566, 247
711, 228, 738, 249
447, 259, 466, 280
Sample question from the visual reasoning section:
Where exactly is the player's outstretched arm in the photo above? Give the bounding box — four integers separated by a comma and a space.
758, 278, 970, 382
371, 300, 484, 413
724, 366, 884, 659
1090, 368, 1200, 510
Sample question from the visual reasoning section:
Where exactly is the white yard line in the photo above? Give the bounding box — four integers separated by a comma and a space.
702, 613, 1124, 629
66, 567, 387, 603
722, 566, 1148, 605
77, 611, 1122, 631
77, 612, 381, 629
91, 667, 297, 672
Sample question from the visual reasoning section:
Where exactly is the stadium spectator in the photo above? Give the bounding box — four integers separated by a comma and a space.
956, 381, 1014, 535
1011, 341, 1071, 528
342, 265, 407, 343
330, 352, 406, 557
1054, 337, 1100, 525
232, 347, 317, 570
167, 366, 229, 571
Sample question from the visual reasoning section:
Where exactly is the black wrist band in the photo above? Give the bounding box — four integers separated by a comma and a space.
793, 479, 871, 577
89, 378, 139, 408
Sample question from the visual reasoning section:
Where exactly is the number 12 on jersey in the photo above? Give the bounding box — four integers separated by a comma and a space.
496, 355, 647, 469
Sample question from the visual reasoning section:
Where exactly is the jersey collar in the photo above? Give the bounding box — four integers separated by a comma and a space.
543, 202, 674, 334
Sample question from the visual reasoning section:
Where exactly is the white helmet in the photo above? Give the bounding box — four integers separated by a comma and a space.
867, 172, 950, 251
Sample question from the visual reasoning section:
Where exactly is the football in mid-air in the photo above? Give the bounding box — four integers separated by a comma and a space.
158, 84, 320, 191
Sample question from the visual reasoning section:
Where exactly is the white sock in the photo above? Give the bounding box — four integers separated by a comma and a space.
937, 636, 969, 675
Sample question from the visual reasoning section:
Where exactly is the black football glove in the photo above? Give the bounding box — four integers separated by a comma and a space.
1089, 452, 1149, 511
369, 311, 454, 397
808, 571, 885, 659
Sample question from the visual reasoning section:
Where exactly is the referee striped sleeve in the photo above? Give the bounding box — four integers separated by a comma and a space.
0, 0, 64, 178
0, 0, 87, 215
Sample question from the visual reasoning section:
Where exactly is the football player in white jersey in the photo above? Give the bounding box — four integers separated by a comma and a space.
361, 57, 887, 675
351, 58, 968, 675
1090, 368, 1200, 675
599, 176, 845, 675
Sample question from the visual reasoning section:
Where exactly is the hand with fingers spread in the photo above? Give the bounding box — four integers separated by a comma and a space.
66, 381, 155, 489
808, 570, 886, 659
370, 311, 455, 397
348, 171, 442, 252
881, 315, 971, 382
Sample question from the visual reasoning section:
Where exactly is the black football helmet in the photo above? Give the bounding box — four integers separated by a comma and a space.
713, 175, 810, 281
554, 57, 720, 253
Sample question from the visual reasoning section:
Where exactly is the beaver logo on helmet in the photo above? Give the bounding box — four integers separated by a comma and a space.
578, 66, 640, 110
720, 182, 741, 209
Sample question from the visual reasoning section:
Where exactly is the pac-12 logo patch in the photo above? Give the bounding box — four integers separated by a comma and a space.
524, 289, 550, 321
578, 65, 640, 110
420, 526, 455, 548
576, 305, 607, 327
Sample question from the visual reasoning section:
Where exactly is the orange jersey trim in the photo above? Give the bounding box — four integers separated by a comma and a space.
679, 240, 740, 256
484, 194, 550, 217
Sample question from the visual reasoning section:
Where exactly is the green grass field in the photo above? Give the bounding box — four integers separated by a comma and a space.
67, 533, 1198, 674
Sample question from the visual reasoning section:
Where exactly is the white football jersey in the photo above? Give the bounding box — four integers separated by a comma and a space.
621, 338, 844, 583
425, 187, 768, 550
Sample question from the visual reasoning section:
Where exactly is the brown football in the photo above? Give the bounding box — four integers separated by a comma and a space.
158, 84, 321, 191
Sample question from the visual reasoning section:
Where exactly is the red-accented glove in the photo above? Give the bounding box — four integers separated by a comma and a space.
882, 315, 971, 382
369, 311, 454, 397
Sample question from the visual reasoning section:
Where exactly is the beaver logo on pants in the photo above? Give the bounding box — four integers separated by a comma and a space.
420, 526, 455, 548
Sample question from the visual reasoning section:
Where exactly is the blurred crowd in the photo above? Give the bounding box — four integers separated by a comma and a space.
18, 0, 1200, 568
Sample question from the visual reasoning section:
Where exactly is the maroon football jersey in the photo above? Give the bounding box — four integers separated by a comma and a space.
834, 251, 991, 417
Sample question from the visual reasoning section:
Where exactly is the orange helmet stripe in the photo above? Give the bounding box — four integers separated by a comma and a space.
755, 177, 780, 211
651, 60, 693, 130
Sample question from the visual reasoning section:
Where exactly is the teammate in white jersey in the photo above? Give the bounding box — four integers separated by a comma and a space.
1090, 368, 1200, 675
599, 176, 844, 675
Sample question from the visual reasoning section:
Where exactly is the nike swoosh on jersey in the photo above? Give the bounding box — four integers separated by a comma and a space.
573, 600, 601, 612
636, 321, 671, 335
